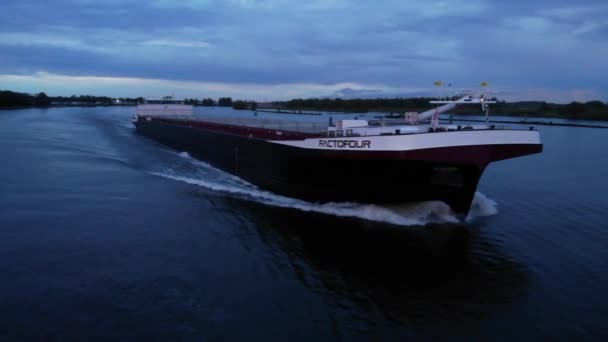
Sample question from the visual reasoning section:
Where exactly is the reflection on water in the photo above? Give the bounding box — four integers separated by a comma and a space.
225, 198, 528, 337
2, 107, 608, 340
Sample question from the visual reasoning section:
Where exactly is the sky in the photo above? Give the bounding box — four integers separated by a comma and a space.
0, 0, 607, 102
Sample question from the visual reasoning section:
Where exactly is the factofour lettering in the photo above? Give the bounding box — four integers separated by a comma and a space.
319, 140, 371, 149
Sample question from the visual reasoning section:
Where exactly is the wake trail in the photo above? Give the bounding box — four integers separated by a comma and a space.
150, 152, 498, 226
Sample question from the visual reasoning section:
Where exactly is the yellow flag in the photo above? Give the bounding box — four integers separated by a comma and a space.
433, 80, 443, 87
480, 81, 489, 87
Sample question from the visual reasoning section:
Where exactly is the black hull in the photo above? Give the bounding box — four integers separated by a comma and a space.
134, 119, 486, 216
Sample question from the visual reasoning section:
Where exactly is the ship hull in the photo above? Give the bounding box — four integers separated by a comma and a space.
134, 118, 541, 217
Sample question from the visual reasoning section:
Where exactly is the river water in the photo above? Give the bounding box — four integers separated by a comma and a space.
1, 107, 607, 340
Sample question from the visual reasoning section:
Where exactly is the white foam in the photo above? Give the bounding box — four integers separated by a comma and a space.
176, 151, 254, 187
178, 151, 192, 159
150, 171, 429, 225
466, 192, 499, 222
121, 122, 135, 129
150, 152, 499, 226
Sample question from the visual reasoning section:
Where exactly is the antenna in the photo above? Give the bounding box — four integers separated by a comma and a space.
433, 80, 444, 101
480, 82, 490, 122
431, 81, 444, 128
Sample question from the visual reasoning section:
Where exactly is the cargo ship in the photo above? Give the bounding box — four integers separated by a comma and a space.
133, 95, 542, 218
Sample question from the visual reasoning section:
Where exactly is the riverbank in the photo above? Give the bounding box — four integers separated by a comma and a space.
446, 118, 608, 129
3, 89, 606, 121
269, 98, 608, 121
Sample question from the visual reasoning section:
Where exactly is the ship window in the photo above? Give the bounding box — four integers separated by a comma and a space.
430, 167, 463, 187
346, 129, 353, 136
328, 130, 335, 137
337, 130, 344, 137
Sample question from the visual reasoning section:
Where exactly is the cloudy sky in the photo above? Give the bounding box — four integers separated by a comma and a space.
1, 0, 607, 102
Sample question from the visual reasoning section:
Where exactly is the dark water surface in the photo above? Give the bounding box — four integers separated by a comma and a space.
1, 107, 607, 341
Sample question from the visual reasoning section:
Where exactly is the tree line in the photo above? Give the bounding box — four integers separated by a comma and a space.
0, 91, 259, 110
184, 97, 257, 110
2, 89, 605, 120
270, 97, 608, 120
272, 97, 441, 113
461, 100, 608, 121
0, 90, 145, 107
0, 91, 52, 107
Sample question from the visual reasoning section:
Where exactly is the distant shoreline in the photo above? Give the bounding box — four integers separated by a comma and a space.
0, 104, 139, 110
263, 107, 608, 122
1, 89, 606, 122
444, 118, 608, 129
0, 104, 608, 128
267, 97, 608, 121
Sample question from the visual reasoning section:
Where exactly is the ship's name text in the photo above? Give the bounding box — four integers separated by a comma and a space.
319, 140, 371, 149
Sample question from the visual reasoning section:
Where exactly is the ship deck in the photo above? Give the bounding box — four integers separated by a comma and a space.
139, 114, 535, 141
144, 115, 330, 134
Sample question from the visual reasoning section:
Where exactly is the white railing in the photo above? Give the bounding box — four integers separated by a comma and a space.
137, 104, 193, 116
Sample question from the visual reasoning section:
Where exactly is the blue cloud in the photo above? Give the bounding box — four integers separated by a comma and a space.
0, 0, 606, 100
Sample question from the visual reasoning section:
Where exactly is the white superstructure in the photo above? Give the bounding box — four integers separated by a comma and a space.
269, 92, 540, 151
134, 96, 193, 121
